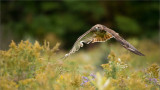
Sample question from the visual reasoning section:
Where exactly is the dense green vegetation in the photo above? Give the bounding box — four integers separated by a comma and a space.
1, 1, 159, 49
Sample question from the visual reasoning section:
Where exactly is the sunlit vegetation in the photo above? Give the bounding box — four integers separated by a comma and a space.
0, 40, 159, 90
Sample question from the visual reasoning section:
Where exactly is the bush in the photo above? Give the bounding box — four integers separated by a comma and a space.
0, 40, 159, 90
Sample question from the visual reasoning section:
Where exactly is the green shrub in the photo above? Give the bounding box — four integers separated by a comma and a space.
0, 40, 159, 90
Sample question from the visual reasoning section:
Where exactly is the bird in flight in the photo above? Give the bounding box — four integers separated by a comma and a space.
63, 24, 144, 59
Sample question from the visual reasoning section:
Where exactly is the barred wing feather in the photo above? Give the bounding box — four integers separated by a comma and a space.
63, 30, 96, 58
103, 26, 145, 56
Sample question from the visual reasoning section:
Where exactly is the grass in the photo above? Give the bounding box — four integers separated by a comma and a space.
0, 39, 159, 90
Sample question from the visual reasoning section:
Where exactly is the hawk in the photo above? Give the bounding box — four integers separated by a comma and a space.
63, 24, 144, 59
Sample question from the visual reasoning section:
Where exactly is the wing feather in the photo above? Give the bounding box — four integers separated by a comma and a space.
103, 26, 145, 56
63, 30, 96, 58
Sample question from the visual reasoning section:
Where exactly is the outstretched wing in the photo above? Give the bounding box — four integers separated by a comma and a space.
63, 29, 95, 59
103, 26, 145, 56
63, 29, 113, 59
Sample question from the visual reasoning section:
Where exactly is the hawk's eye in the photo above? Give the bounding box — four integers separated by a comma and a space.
95, 26, 100, 30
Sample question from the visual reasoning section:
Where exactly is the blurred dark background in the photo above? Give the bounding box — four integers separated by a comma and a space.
0, 1, 159, 50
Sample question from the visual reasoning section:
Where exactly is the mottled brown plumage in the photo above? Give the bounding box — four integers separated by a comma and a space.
63, 24, 144, 59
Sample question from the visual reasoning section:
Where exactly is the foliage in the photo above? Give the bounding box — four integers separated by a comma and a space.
115, 15, 141, 34
1, 1, 159, 49
0, 40, 159, 90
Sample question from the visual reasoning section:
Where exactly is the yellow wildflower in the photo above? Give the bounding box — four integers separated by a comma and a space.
147, 64, 159, 78
9, 40, 17, 49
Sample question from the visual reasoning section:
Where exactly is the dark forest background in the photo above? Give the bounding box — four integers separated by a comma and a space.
0, 1, 159, 50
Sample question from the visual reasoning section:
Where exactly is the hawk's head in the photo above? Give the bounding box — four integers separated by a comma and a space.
93, 24, 104, 31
